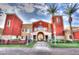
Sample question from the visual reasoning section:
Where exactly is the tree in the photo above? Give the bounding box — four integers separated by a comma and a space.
64, 3, 79, 41
47, 3, 58, 45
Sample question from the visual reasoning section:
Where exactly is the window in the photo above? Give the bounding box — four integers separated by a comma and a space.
57, 18, 60, 23
30, 29, 32, 32
69, 35, 72, 39
25, 29, 27, 32
34, 27, 37, 31
7, 20, 11, 27
33, 35, 36, 39
38, 26, 43, 30
27, 29, 31, 33
22, 29, 25, 32
22, 29, 24, 32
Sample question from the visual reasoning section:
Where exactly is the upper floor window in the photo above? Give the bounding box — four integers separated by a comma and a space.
34, 27, 37, 31
38, 26, 43, 30
25, 29, 27, 32
22, 29, 24, 32
27, 29, 31, 33
57, 18, 61, 23
22, 29, 26, 32
7, 20, 11, 27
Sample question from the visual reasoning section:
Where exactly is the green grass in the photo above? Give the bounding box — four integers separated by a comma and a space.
48, 39, 79, 48
49, 42, 79, 48
0, 41, 36, 48
26, 41, 36, 48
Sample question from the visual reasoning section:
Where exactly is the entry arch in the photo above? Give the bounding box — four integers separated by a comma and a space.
37, 32, 44, 41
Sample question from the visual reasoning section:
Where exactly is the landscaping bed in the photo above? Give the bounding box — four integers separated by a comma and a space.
50, 43, 79, 48
48, 39, 79, 48
0, 41, 36, 48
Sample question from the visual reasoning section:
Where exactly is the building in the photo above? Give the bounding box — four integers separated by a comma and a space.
2, 14, 23, 40
0, 28, 3, 39
51, 16, 64, 39
1, 13, 79, 43
65, 27, 79, 40
0, 28, 3, 35
21, 16, 65, 41
21, 20, 52, 41
2, 13, 79, 43
21, 24, 32, 40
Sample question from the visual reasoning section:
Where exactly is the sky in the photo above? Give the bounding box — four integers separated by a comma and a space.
0, 3, 79, 29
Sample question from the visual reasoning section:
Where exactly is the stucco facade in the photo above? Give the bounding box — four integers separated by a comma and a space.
21, 16, 65, 41
2, 14, 23, 40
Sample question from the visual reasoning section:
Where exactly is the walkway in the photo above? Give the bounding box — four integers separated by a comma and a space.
33, 41, 49, 50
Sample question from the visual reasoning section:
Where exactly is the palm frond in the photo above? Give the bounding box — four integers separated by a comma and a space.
47, 3, 58, 15
64, 3, 79, 16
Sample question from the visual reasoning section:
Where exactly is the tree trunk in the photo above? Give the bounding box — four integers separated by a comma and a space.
52, 16, 57, 45
69, 17, 74, 41
54, 22, 56, 45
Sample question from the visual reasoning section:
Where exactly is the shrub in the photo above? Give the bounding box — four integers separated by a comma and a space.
51, 39, 72, 43
74, 40, 79, 43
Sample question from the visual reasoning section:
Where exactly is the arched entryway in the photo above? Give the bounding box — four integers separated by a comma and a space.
37, 32, 44, 41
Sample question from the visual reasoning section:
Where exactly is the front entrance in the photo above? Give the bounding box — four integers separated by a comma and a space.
37, 32, 44, 41
45, 35, 48, 41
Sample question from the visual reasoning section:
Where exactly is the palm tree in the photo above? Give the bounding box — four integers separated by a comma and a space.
47, 3, 58, 45
64, 3, 79, 41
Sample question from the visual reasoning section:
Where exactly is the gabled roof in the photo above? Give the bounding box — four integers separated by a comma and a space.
32, 20, 50, 24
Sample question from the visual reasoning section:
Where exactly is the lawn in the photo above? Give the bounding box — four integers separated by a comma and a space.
48, 39, 79, 48
49, 43, 79, 48
0, 41, 36, 48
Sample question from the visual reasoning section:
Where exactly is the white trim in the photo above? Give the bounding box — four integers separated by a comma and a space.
31, 31, 52, 41
56, 36, 65, 39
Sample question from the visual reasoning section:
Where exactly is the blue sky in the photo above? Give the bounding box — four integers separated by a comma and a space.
0, 3, 79, 29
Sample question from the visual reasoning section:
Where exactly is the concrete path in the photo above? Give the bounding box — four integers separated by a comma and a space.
33, 41, 49, 50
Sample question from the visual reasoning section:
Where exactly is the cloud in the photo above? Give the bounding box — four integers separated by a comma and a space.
0, 3, 35, 13
34, 3, 49, 15
30, 18, 50, 23
16, 4, 35, 13
21, 18, 51, 24
0, 3, 79, 28
30, 18, 38, 23
22, 18, 39, 24
56, 10, 64, 15
0, 4, 15, 13
62, 16, 69, 29
0, 4, 12, 10
63, 16, 69, 21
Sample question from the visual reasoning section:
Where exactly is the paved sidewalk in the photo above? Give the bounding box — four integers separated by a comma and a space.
33, 41, 49, 50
